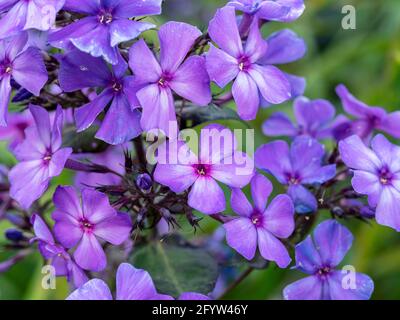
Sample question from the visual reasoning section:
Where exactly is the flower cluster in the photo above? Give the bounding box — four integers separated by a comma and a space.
0, 0, 397, 301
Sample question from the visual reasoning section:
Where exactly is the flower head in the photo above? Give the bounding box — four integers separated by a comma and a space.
67, 262, 210, 300
0, 110, 33, 150
154, 125, 254, 214
339, 134, 400, 231
283, 219, 374, 300
49, 0, 162, 64
31, 214, 88, 288
255, 136, 336, 213
262, 96, 347, 140
129, 21, 211, 135
336, 84, 400, 140
206, 6, 292, 121
52, 186, 132, 271
0, 33, 48, 126
9, 105, 72, 209
58, 50, 142, 145
224, 173, 295, 267
0, 0, 65, 39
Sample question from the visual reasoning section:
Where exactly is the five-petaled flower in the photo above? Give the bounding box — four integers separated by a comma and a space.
58, 50, 142, 145
154, 125, 254, 214
339, 134, 400, 231
129, 21, 212, 135
206, 6, 292, 121
255, 136, 336, 213
283, 219, 374, 300
224, 173, 295, 267
9, 105, 72, 209
52, 186, 132, 272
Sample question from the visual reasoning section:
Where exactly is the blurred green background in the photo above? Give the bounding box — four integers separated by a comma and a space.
1, 0, 400, 300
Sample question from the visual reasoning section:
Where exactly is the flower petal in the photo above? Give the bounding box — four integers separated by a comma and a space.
205, 44, 239, 88
188, 177, 225, 214
294, 235, 322, 274
232, 71, 259, 120
260, 29, 306, 65
283, 276, 322, 300
313, 219, 353, 267
116, 263, 161, 300
81, 188, 116, 223
328, 271, 374, 300
251, 173, 273, 212
287, 184, 317, 214
248, 64, 291, 105
230, 188, 253, 217
257, 228, 291, 268
137, 84, 176, 135
129, 39, 162, 83
94, 212, 132, 245
95, 95, 142, 145
263, 194, 294, 238
208, 6, 243, 57
255, 140, 291, 184
262, 112, 297, 137
74, 233, 107, 272
159, 21, 202, 73
12, 47, 47, 96
67, 279, 112, 300
110, 19, 154, 47
112, 0, 162, 19
375, 187, 400, 232
0, 75, 12, 126
339, 135, 381, 172
224, 217, 257, 260
170, 56, 211, 106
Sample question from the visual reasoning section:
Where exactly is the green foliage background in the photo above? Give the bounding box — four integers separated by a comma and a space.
1, 0, 400, 300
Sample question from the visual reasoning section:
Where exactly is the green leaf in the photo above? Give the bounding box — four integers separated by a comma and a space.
180, 104, 247, 128
130, 239, 219, 297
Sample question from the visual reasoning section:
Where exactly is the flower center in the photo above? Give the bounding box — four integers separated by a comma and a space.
80, 219, 94, 232
250, 211, 263, 227
158, 72, 173, 88
42, 150, 52, 163
238, 55, 251, 72
194, 164, 210, 177
0, 60, 12, 76
112, 80, 123, 92
98, 12, 113, 24
316, 266, 332, 280
287, 173, 301, 185
379, 167, 393, 185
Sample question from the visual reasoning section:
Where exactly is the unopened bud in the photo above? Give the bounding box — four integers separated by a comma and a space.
136, 173, 152, 191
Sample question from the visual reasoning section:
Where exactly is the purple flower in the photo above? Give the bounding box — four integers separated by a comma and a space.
339, 134, 400, 231
58, 50, 142, 145
228, 0, 305, 23
262, 96, 348, 139
255, 136, 336, 213
0, 33, 48, 126
49, 0, 161, 64
224, 173, 294, 267
205, 7, 291, 121
0, 110, 32, 150
283, 219, 374, 300
9, 105, 72, 209
336, 84, 400, 140
67, 262, 210, 300
31, 214, 88, 288
129, 22, 211, 135
0, 0, 65, 39
154, 125, 254, 214
52, 186, 132, 271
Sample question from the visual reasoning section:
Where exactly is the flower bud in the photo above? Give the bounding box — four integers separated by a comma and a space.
136, 173, 152, 191
5, 229, 25, 242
